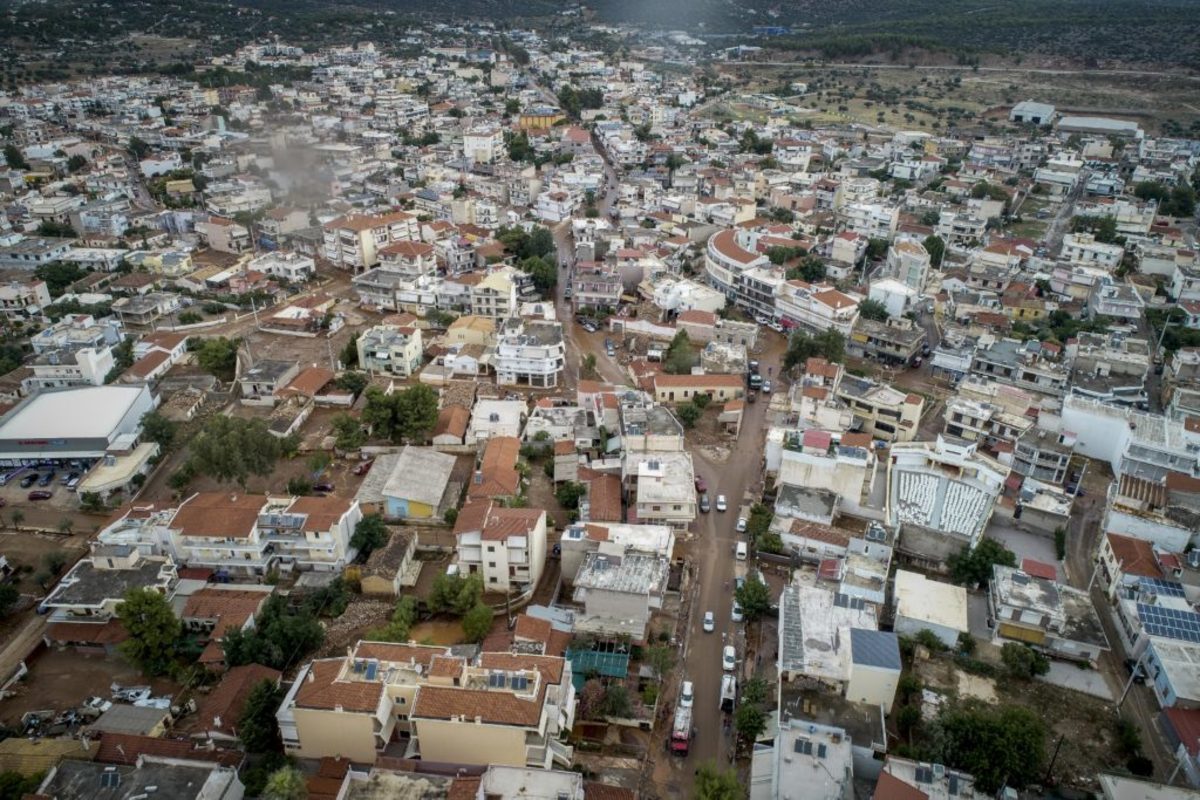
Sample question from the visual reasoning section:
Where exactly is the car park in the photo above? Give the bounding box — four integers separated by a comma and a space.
680, 681, 694, 708
716, 494, 727, 512
702, 611, 715, 632
722, 645, 736, 671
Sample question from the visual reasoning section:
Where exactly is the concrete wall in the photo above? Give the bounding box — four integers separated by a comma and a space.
894, 616, 959, 650
846, 664, 899, 714
290, 707, 378, 762
414, 718, 527, 766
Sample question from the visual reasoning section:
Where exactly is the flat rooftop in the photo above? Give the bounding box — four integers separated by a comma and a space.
48, 557, 170, 608
573, 551, 669, 595
0, 385, 146, 442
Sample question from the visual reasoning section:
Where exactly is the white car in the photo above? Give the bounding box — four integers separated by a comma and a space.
736, 517, 747, 533
762, 380, 772, 394
680, 680, 694, 708
703, 611, 715, 633
731, 601, 744, 623
722, 645, 736, 672
716, 494, 727, 512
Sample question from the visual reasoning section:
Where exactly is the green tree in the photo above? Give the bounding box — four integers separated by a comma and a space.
0, 584, 19, 618
188, 416, 290, 488
923, 234, 945, 267
928, 702, 1045, 792
139, 410, 176, 448
0, 770, 43, 800
103, 337, 135, 384
645, 643, 675, 680
34, 262, 86, 296
1000, 642, 1050, 679
784, 329, 845, 369
786, 256, 827, 283
339, 333, 359, 369
581, 353, 598, 379
331, 413, 366, 450
117, 587, 181, 676
350, 514, 388, 557
262, 766, 307, 800
237, 679, 284, 753
735, 574, 772, 620
521, 255, 556, 293
128, 136, 151, 160
335, 371, 368, 398
555, 481, 585, 509
858, 298, 890, 321
663, 329, 695, 375
461, 602, 494, 642
3, 144, 29, 170
372, 596, 418, 642
428, 573, 484, 615
223, 595, 324, 670
695, 761, 741, 800
362, 385, 438, 443
948, 538, 1016, 587
735, 701, 767, 745
675, 402, 701, 428
79, 491, 105, 513
866, 237, 890, 260
600, 682, 632, 718
196, 337, 240, 381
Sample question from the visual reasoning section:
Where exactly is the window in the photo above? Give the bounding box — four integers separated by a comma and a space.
487, 545, 495, 553
488, 561, 496, 568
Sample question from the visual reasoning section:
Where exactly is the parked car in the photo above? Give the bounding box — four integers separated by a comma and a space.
313, 482, 335, 493
911, 356, 923, 368
580, 320, 598, 333
27, 490, 52, 501
715, 494, 727, 512
1124, 658, 1146, 684
699, 493, 711, 513
722, 645, 736, 672
736, 517, 747, 533
353, 460, 373, 476
680, 681, 694, 708
747, 390, 757, 403
19, 474, 38, 489
761, 380, 772, 394
736, 542, 748, 560
38, 471, 55, 487
694, 475, 708, 494
731, 601, 744, 623
702, 611, 715, 633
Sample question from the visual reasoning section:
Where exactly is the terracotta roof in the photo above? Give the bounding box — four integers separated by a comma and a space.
708, 229, 761, 265
654, 373, 743, 389
379, 240, 435, 259
1165, 708, 1200, 756
1105, 533, 1164, 580
469, 436, 521, 499
553, 439, 577, 456
124, 349, 170, 379
281, 366, 334, 398
93, 733, 242, 767
448, 777, 482, 800
841, 432, 872, 449
788, 521, 850, 549
587, 474, 623, 522
351, 641, 447, 666
288, 495, 353, 532
1166, 471, 1200, 494
411, 685, 543, 727
812, 288, 857, 310
874, 770, 929, 800
584, 784, 637, 800
677, 310, 717, 326
1020, 558, 1058, 581
434, 405, 471, 440
513, 614, 551, 645
482, 507, 545, 542
295, 659, 384, 712
326, 211, 414, 233
196, 664, 281, 735
172, 493, 266, 539
428, 655, 467, 678
454, 497, 493, 536
307, 757, 350, 800
46, 619, 127, 644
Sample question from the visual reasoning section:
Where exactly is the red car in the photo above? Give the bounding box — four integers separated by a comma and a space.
353, 460, 373, 476
694, 476, 707, 494
27, 490, 52, 501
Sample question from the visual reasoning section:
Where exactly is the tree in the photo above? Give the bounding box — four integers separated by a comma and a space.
735, 701, 767, 744
461, 602, 494, 643
578, 678, 606, 720
0, 584, 19, 618
555, 481, 585, 509
735, 574, 772, 620
140, 410, 176, 448
600, 683, 632, 718
428, 573, 484, 616
3, 144, 29, 170
923, 234, 945, 267
741, 676, 767, 706
196, 337, 240, 381
335, 371, 367, 398
331, 413, 366, 450
521, 255, 556, 293
117, 587, 181, 676
927, 702, 1045, 792
675, 402, 701, 428
866, 237, 890, 261
858, 298, 890, 322
784, 329, 845, 369
80, 491, 105, 513
372, 596, 418, 642
339, 333, 359, 369
362, 385, 438, 443
948, 538, 1016, 587
223, 595, 324, 671
262, 766, 307, 800
350, 514, 388, 557
581, 353, 598, 379
35, 262, 86, 296
188, 416, 291, 488
786, 256, 826, 283
663, 329, 695, 375
645, 643, 675, 680
695, 762, 741, 800
1001, 642, 1050, 679
104, 337, 135, 383
0, 770, 42, 800
238, 679, 284, 753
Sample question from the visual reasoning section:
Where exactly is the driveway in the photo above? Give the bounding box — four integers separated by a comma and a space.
1037, 661, 1114, 701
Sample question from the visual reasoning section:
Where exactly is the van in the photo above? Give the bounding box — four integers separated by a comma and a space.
735, 542, 748, 560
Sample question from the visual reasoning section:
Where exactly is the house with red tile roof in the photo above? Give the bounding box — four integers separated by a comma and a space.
454, 498, 547, 593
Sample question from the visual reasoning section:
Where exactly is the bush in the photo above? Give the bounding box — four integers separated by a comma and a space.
957, 631, 976, 656
178, 311, 202, 325
1000, 642, 1050, 679
1054, 526, 1066, 560
914, 629, 948, 653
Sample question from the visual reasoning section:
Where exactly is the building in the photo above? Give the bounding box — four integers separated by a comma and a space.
0, 384, 156, 468
1010, 100, 1056, 125
750, 718, 853, 800
278, 641, 574, 768
98, 492, 363, 576
877, 757, 986, 800
356, 324, 423, 377
624, 450, 696, 528
776, 429, 877, 516
571, 551, 669, 643
238, 359, 300, 406
891, 570, 969, 649
886, 240, 931, 292
380, 446, 457, 519
848, 317, 926, 365
246, 251, 315, 283
454, 499, 547, 593
888, 436, 1008, 563
359, 528, 418, 595
651, 373, 744, 405
1063, 232, 1124, 270
181, 586, 272, 667
989, 564, 1109, 663
0, 279, 51, 320
705, 228, 769, 300
774, 280, 860, 336
558, 521, 675, 583
34, 756, 243, 800
834, 374, 924, 443
323, 211, 420, 273
494, 319, 565, 389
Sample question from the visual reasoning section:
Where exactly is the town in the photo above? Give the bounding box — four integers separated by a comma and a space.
0, 14, 1198, 800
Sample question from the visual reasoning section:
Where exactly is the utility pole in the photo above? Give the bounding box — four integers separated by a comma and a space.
1042, 734, 1066, 784
1117, 649, 1147, 708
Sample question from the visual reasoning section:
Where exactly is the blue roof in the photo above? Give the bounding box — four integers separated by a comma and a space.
1138, 578, 1186, 599
849, 628, 902, 670
1137, 603, 1200, 644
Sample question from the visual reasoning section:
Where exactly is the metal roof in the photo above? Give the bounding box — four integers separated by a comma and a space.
849, 628, 901, 671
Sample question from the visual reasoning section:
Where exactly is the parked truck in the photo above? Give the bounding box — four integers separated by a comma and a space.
670, 705, 693, 755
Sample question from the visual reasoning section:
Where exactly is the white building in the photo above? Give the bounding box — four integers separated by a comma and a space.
774, 280, 860, 336
892, 570, 969, 649
1062, 232, 1124, 270
455, 501, 547, 593
885, 240, 931, 292
246, 251, 315, 282
751, 718, 853, 800
867, 278, 918, 320
624, 450, 696, 529
495, 319, 565, 389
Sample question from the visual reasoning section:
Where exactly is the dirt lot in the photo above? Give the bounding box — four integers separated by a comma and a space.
0, 647, 180, 727
0, 529, 91, 596
914, 652, 1126, 791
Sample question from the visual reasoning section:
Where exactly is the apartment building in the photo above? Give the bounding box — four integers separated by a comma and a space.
886, 240, 931, 292
246, 251, 315, 283
572, 263, 623, 310
705, 228, 769, 299
278, 641, 574, 768
651, 373, 744, 405
776, 429, 877, 514
989, 564, 1108, 663
835, 373, 924, 443
942, 393, 1034, 454
495, 319, 565, 389
1062, 232, 1124, 270
0, 279, 51, 320
323, 211, 420, 273
471, 268, 519, 319
378, 240, 437, 277
454, 498, 548, 593
624, 450, 696, 529
357, 324, 424, 377
841, 202, 899, 240
969, 337, 1069, 397
97, 492, 363, 576
774, 280, 860, 336
848, 317, 926, 365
